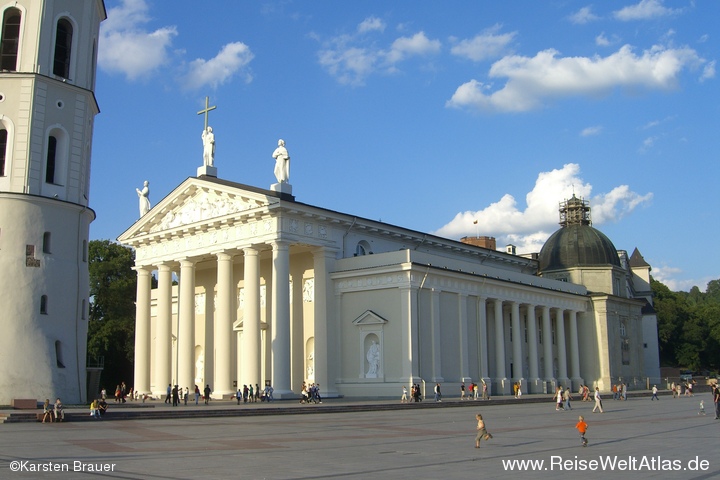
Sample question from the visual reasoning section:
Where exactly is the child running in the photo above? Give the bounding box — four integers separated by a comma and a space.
475, 413, 493, 448
575, 415, 588, 447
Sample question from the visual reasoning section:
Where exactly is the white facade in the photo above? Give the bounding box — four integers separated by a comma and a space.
0, 0, 105, 404
119, 175, 659, 398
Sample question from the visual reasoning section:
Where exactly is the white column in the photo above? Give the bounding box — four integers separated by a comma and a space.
178, 259, 196, 393
401, 286, 420, 385
526, 304, 540, 393
214, 252, 235, 398
568, 310, 584, 389
542, 306, 555, 388
313, 247, 337, 396
156, 263, 173, 395
133, 266, 152, 395
493, 299, 508, 394
555, 309, 569, 386
458, 293, 470, 382
430, 288, 443, 382
271, 241, 291, 395
242, 247, 261, 387
511, 301, 524, 385
477, 296, 490, 384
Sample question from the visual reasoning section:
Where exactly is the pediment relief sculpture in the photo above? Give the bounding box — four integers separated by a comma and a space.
146, 190, 266, 234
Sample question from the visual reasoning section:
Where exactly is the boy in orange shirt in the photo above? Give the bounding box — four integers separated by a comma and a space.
576, 415, 588, 447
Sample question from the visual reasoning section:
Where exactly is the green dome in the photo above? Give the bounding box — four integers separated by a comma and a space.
539, 224, 621, 272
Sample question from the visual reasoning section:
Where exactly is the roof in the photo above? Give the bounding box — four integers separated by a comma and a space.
538, 224, 621, 272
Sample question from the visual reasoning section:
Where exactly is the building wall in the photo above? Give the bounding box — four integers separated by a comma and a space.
0, 194, 91, 403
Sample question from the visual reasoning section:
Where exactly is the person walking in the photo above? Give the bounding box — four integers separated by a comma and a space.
474, 413, 493, 448
563, 387, 573, 411
575, 415, 588, 447
204, 385, 211, 405
651, 385, 659, 401
401, 385, 408, 403
554, 386, 564, 411
592, 387, 604, 413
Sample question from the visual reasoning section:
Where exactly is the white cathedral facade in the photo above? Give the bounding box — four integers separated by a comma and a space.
0, 1, 105, 404
119, 156, 661, 399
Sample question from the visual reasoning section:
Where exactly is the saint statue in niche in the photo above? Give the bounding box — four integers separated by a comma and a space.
194, 353, 204, 385
366, 340, 381, 377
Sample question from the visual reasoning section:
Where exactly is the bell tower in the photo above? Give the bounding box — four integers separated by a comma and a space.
0, 1, 106, 404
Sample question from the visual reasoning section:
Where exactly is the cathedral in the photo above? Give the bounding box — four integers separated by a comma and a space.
0, 0, 660, 405
0, 1, 105, 404
118, 144, 661, 398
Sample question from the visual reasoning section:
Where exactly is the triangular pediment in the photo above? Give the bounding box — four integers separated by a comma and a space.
352, 310, 388, 325
118, 177, 276, 242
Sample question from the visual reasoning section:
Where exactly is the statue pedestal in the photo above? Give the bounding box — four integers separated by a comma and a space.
271, 182, 292, 195
197, 165, 217, 178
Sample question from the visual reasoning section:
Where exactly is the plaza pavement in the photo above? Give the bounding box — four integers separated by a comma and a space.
0, 390, 717, 479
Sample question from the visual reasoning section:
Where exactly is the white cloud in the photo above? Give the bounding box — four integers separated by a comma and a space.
446, 44, 704, 113
450, 25, 516, 62
317, 42, 379, 86
99, 0, 177, 80
433, 164, 652, 255
596, 32, 621, 47
614, 0, 681, 21
700, 60, 716, 82
651, 265, 712, 292
386, 32, 441, 64
581, 125, 603, 136
317, 22, 441, 85
184, 42, 254, 90
358, 17, 385, 34
569, 6, 601, 24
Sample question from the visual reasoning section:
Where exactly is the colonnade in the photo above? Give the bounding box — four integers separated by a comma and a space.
472, 297, 583, 395
133, 242, 299, 399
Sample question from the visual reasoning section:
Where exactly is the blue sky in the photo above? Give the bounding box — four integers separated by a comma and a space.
91, 0, 719, 292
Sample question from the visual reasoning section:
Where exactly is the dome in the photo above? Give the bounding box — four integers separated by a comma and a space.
538, 224, 621, 272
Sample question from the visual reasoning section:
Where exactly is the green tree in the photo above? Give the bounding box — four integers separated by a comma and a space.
87, 240, 138, 392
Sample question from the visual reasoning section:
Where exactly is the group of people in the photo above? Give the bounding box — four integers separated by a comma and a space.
112, 382, 129, 403
553, 385, 574, 411
670, 381, 695, 397
611, 383, 628, 400
236, 383, 274, 404
460, 382, 489, 400
300, 382, 321, 404
41, 398, 65, 423
88, 398, 109, 419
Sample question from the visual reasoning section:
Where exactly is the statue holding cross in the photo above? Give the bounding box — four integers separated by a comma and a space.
198, 96, 216, 167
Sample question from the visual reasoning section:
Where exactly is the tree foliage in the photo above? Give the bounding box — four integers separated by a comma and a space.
652, 277, 720, 371
87, 240, 138, 392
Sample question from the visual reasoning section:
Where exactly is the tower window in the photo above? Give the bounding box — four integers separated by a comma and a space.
53, 19, 73, 78
0, 128, 7, 176
0, 8, 21, 71
40, 295, 48, 314
55, 341, 65, 368
45, 136, 57, 184
43, 232, 51, 253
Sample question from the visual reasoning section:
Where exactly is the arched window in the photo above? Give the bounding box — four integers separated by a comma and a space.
45, 135, 57, 184
0, 8, 21, 71
53, 18, 72, 78
355, 240, 372, 256
0, 128, 7, 176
